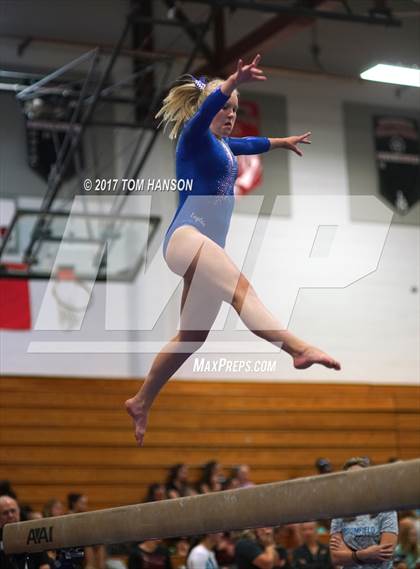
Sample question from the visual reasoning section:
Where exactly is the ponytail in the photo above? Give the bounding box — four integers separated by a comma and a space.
155, 75, 225, 140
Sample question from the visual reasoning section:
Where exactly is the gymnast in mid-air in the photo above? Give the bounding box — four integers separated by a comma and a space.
126, 54, 341, 446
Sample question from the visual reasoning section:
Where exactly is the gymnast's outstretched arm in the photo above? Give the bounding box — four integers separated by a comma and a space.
226, 133, 312, 156
268, 133, 312, 156
226, 136, 271, 155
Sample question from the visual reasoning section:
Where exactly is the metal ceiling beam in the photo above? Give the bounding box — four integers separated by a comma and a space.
163, 0, 214, 64
181, 10, 214, 73
179, 0, 402, 26
0, 81, 138, 104
212, 5, 226, 70
131, 0, 155, 123
25, 119, 150, 130
16, 49, 99, 101
193, 0, 327, 76
132, 15, 209, 30
2, 34, 172, 62
22, 17, 134, 263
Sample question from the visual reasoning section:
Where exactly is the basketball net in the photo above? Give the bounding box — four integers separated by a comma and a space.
51, 267, 92, 330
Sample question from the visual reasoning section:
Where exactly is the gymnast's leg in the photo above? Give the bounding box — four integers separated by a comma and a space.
165, 227, 341, 368
125, 235, 223, 445
126, 226, 340, 445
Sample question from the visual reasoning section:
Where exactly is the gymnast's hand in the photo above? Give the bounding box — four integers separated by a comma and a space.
282, 132, 312, 156
221, 54, 266, 96
232, 54, 267, 86
268, 132, 312, 156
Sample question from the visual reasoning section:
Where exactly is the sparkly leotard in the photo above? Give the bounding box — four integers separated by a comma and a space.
162, 86, 270, 260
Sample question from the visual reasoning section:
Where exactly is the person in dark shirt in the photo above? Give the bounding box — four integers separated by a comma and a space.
292, 522, 332, 569
165, 464, 195, 499
66, 493, 88, 515
273, 528, 292, 569
0, 495, 52, 569
197, 462, 224, 494
144, 484, 167, 502
215, 532, 237, 569
235, 528, 280, 569
128, 540, 172, 569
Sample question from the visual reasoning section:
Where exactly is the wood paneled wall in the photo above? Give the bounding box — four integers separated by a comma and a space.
0, 376, 419, 511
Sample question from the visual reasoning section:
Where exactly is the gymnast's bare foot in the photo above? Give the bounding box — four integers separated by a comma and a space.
125, 397, 148, 446
293, 346, 341, 371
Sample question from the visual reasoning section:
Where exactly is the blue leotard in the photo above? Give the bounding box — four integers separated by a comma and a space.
162, 86, 271, 260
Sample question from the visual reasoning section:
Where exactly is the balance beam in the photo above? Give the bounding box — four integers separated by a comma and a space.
3, 459, 420, 554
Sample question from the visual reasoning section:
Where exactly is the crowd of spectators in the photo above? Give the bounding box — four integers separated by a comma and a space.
1, 458, 418, 569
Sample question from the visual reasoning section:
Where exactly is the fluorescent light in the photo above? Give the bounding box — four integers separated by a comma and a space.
360, 64, 420, 87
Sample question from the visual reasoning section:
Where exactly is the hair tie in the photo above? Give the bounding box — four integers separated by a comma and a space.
192, 76, 207, 91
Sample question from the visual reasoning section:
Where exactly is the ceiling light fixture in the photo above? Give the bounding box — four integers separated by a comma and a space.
360, 64, 420, 87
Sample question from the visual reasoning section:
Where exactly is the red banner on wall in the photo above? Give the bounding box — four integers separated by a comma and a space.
0, 263, 32, 330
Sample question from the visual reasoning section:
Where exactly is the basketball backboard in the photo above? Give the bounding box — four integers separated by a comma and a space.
0, 208, 160, 281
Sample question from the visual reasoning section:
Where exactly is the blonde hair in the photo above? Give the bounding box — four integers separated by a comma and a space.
155, 75, 234, 140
